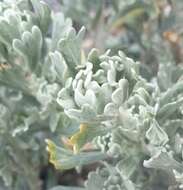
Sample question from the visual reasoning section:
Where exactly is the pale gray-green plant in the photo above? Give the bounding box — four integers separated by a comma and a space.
0, 0, 85, 189
0, 0, 183, 190
47, 44, 183, 190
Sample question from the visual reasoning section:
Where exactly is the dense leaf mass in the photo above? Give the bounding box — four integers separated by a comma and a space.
0, 0, 183, 190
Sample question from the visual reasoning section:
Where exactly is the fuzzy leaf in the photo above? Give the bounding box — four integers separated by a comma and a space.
30, 0, 51, 33
145, 120, 169, 146
13, 26, 43, 71
58, 27, 86, 72
46, 139, 107, 170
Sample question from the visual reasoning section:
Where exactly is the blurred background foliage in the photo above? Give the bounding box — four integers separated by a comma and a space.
47, 0, 183, 80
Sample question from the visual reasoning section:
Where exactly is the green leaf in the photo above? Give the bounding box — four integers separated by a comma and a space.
46, 139, 107, 170
159, 81, 183, 107
0, 10, 21, 47
87, 48, 100, 71
30, 0, 51, 33
70, 123, 109, 153
157, 98, 183, 121
65, 105, 97, 123
51, 13, 72, 50
49, 51, 69, 84
13, 26, 43, 71
145, 119, 169, 146
112, 79, 129, 105
58, 27, 85, 73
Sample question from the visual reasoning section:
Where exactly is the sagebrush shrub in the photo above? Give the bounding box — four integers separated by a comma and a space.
0, 1, 183, 190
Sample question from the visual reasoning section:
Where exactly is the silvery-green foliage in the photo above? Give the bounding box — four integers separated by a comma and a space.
50, 47, 183, 190
0, 0, 85, 189
0, 0, 183, 190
